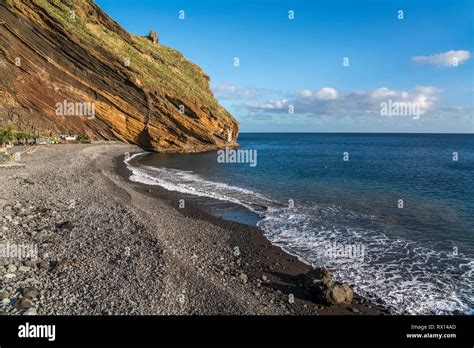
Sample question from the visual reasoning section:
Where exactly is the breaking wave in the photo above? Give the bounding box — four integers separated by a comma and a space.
125, 153, 473, 315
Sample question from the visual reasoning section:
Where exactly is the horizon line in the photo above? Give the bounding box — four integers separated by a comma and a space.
238, 131, 474, 135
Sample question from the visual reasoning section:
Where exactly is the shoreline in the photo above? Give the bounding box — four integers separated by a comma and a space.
116, 151, 386, 315
0, 143, 385, 315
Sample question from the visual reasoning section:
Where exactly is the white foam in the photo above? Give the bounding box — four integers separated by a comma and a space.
124, 152, 147, 163
258, 205, 474, 315
125, 156, 474, 315
126, 154, 276, 215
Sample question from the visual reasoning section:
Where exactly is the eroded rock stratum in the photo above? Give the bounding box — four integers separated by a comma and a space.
0, 0, 239, 152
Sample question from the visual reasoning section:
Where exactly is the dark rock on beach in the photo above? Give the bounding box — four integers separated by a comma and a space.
22, 287, 40, 299
16, 298, 34, 310
38, 261, 50, 270
55, 221, 74, 230
304, 268, 354, 305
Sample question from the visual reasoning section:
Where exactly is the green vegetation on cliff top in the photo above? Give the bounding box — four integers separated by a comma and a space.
30, 0, 231, 120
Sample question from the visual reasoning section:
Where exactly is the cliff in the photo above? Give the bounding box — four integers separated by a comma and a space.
0, 0, 239, 152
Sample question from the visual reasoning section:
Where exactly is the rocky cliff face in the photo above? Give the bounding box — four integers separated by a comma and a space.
0, 0, 239, 152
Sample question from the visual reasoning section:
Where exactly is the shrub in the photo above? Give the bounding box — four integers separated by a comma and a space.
0, 124, 14, 143
77, 133, 90, 143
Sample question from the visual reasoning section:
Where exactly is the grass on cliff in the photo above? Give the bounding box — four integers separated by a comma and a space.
33, 0, 231, 121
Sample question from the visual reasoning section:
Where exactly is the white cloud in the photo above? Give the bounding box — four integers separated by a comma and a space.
412, 50, 471, 67
371, 87, 397, 99
245, 86, 440, 117
213, 84, 237, 93
414, 86, 441, 94
314, 87, 338, 100
245, 99, 288, 110
298, 87, 338, 99
212, 84, 265, 100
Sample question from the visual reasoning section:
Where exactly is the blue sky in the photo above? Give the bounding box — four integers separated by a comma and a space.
95, 0, 473, 133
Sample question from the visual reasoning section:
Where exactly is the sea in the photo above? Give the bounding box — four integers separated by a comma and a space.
125, 133, 474, 315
